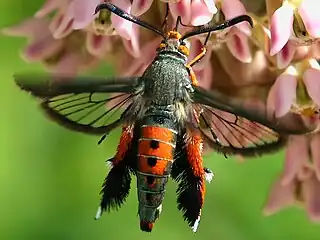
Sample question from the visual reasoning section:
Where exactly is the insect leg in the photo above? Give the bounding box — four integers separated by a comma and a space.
172, 131, 206, 233
95, 125, 135, 219
186, 47, 207, 69
184, 15, 251, 68
184, 131, 206, 232
185, 30, 212, 71
185, 35, 211, 86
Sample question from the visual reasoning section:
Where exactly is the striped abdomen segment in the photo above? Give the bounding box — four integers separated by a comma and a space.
137, 124, 177, 231
138, 125, 176, 175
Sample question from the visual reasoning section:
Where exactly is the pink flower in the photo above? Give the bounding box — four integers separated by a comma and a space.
269, 0, 320, 68
267, 59, 320, 124
35, 0, 141, 57
186, 38, 213, 88
132, 0, 218, 26
5, 0, 320, 225
207, 0, 252, 63
169, 0, 217, 25
264, 134, 320, 222
2, 18, 63, 62
131, 0, 154, 16
116, 37, 161, 77
2, 18, 99, 75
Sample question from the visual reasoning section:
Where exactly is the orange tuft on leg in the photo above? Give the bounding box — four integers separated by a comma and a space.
185, 131, 206, 206
114, 125, 133, 164
186, 133, 205, 177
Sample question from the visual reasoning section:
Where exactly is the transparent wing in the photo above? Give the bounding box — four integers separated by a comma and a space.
15, 73, 142, 134
192, 86, 314, 135
191, 86, 313, 156
195, 105, 285, 156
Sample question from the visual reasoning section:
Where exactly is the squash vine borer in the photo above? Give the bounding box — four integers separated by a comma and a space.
14, 2, 312, 233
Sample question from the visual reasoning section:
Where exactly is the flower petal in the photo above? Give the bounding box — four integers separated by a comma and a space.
139, 37, 161, 66
281, 135, 309, 185
266, 73, 297, 118
118, 37, 161, 76
226, 28, 252, 63
298, 0, 320, 38
48, 52, 81, 76
221, 0, 251, 35
276, 42, 296, 69
190, 0, 214, 25
122, 24, 140, 58
195, 62, 213, 89
303, 68, 320, 106
301, 115, 320, 131
48, 52, 97, 76
297, 165, 314, 181
72, 0, 100, 29
86, 33, 111, 57
131, 0, 154, 16
49, 7, 74, 39
34, 0, 65, 18
202, 0, 217, 14
312, 41, 320, 58
169, 0, 191, 25
111, 0, 134, 40
303, 174, 320, 222
22, 37, 63, 62
269, 4, 294, 56
263, 177, 296, 215
1, 18, 49, 37
188, 38, 212, 71
311, 133, 320, 181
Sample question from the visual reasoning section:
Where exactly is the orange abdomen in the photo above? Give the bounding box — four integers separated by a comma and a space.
138, 125, 177, 176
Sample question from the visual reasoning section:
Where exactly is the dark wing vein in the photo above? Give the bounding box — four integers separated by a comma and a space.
207, 107, 277, 145
15, 74, 141, 134
197, 106, 286, 156
192, 86, 315, 135
42, 92, 136, 134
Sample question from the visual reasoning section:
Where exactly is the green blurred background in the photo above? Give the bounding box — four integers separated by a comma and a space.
1, 1, 319, 239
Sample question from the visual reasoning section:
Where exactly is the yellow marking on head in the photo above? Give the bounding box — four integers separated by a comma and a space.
158, 43, 166, 50
178, 45, 189, 56
167, 31, 182, 40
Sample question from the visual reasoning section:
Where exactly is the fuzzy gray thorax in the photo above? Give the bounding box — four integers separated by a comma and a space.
141, 51, 192, 107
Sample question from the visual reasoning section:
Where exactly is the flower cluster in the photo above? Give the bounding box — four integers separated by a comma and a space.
3, 0, 320, 222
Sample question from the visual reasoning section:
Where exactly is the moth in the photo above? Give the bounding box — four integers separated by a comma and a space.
14, 2, 311, 233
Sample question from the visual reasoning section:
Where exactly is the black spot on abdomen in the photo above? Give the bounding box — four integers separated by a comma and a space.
147, 157, 157, 167
150, 140, 159, 149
